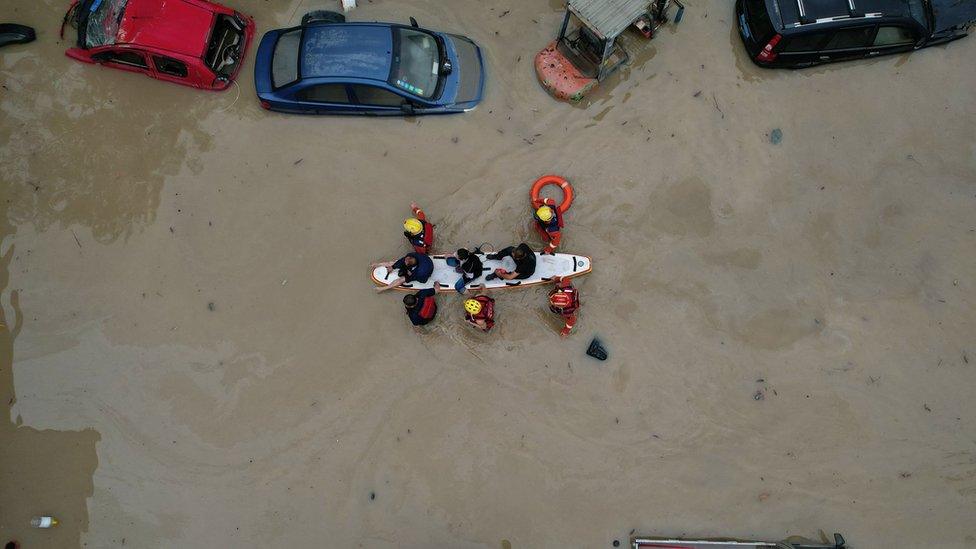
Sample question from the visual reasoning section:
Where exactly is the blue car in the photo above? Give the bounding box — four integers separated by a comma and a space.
254, 14, 486, 115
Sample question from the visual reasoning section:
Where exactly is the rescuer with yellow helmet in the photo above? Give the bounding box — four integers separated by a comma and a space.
403, 202, 435, 254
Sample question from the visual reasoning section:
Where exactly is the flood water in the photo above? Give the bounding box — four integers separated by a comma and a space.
1, 0, 975, 547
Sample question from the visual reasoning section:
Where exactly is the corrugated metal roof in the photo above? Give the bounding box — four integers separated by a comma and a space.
568, 0, 651, 38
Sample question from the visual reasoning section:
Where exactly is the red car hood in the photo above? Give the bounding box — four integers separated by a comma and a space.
117, 0, 214, 57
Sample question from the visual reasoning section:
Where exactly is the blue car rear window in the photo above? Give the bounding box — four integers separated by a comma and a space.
273, 29, 301, 88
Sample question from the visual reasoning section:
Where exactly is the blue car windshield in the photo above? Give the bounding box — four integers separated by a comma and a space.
391, 28, 440, 99
84, 0, 129, 48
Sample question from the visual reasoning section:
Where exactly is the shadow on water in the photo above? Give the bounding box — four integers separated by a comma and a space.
0, 221, 100, 547
0, 2, 215, 244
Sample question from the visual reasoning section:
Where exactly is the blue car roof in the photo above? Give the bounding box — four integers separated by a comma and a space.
301, 24, 394, 82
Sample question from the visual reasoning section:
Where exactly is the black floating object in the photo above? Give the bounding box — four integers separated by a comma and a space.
0, 24, 36, 49
586, 338, 608, 361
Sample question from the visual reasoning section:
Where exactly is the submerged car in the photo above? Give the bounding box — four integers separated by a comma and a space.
254, 12, 486, 115
61, 0, 254, 90
736, 0, 975, 68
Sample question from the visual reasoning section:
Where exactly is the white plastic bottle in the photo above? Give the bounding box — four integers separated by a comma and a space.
30, 516, 59, 528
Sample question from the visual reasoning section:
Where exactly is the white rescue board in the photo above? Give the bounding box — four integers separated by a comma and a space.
371, 252, 592, 291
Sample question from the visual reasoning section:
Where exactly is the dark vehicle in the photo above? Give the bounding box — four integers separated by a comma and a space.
254, 12, 486, 115
736, 0, 976, 68
0, 24, 36, 48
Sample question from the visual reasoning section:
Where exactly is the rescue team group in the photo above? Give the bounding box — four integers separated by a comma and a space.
370, 199, 581, 337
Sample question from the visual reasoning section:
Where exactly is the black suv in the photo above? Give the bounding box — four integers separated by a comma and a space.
736, 0, 975, 68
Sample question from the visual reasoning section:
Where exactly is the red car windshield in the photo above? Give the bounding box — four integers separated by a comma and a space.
83, 0, 129, 48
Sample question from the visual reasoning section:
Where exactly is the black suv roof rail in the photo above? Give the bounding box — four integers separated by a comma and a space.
789, 0, 880, 27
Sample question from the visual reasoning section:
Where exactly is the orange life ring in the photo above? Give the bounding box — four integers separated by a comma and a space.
530, 175, 574, 214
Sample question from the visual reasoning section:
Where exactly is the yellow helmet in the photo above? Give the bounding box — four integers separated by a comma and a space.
464, 299, 483, 315
536, 206, 555, 222
403, 218, 424, 235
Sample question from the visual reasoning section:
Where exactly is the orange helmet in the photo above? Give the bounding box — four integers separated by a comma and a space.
549, 291, 573, 309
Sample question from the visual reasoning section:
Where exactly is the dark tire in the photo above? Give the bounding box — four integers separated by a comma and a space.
0, 24, 36, 48
302, 10, 345, 25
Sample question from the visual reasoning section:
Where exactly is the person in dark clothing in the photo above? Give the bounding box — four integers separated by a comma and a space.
485, 243, 536, 281
448, 247, 485, 293
373, 252, 434, 293
403, 288, 439, 326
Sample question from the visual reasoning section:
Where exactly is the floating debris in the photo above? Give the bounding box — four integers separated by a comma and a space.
586, 338, 608, 361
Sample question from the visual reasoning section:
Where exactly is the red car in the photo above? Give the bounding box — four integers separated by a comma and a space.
61, 0, 254, 90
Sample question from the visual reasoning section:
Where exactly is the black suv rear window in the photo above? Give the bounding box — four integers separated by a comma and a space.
745, 0, 776, 42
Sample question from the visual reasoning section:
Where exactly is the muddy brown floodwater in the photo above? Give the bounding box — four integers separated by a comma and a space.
1, 0, 975, 547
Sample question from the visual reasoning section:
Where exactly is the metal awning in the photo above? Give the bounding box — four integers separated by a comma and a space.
567, 0, 651, 39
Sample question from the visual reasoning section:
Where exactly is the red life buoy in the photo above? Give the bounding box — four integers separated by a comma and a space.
531, 175, 574, 214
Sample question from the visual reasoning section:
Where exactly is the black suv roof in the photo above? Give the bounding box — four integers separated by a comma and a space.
769, 0, 924, 30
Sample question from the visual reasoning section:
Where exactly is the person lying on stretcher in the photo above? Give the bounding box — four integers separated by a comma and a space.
372, 252, 433, 293
484, 243, 536, 281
